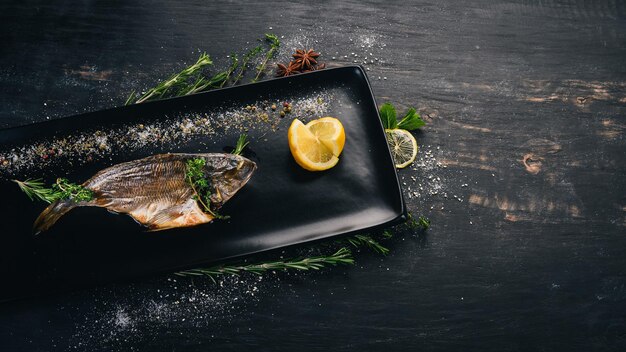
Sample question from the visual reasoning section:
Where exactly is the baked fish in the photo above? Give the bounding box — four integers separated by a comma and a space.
33, 153, 256, 234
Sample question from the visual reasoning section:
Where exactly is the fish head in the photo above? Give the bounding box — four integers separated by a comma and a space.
203, 154, 257, 207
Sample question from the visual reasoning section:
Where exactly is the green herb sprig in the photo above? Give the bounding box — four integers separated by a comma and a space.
253, 33, 280, 82
232, 134, 249, 156
127, 52, 213, 104
380, 102, 426, 130
14, 178, 93, 204
346, 234, 390, 255
175, 247, 354, 282
185, 158, 223, 218
232, 45, 263, 85
180, 53, 242, 95
407, 213, 430, 230
125, 34, 279, 105
220, 53, 240, 88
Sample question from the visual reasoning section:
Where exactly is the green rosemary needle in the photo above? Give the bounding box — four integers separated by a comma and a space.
175, 247, 355, 282
232, 134, 249, 156
14, 178, 93, 204
130, 52, 213, 104
346, 234, 390, 255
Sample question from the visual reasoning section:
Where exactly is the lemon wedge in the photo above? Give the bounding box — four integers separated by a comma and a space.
288, 117, 346, 171
385, 128, 418, 168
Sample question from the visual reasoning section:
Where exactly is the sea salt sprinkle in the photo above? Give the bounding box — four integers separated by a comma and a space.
0, 92, 333, 178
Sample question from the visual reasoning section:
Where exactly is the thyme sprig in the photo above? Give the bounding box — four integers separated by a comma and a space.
232, 45, 263, 85
175, 247, 354, 282
220, 53, 240, 88
253, 33, 280, 82
14, 178, 93, 204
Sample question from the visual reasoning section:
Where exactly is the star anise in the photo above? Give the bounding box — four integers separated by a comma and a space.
276, 62, 300, 77
292, 49, 320, 71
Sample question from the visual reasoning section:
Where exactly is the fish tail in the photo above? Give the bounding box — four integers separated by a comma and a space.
33, 200, 78, 235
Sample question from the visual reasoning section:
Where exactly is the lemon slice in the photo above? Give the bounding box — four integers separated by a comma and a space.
385, 128, 418, 168
288, 118, 345, 171
306, 117, 346, 157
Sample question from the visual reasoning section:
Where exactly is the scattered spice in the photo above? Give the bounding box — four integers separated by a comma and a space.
276, 62, 300, 77
275, 48, 327, 77
292, 49, 320, 71
0, 93, 333, 177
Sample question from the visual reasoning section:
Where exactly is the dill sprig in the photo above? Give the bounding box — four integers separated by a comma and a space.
13, 178, 93, 204
253, 33, 280, 82
232, 45, 263, 85
129, 52, 213, 104
232, 134, 249, 155
175, 247, 354, 282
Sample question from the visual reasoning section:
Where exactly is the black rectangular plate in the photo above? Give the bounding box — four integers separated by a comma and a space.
0, 66, 405, 302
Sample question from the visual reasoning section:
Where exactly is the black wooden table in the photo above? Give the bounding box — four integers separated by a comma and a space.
1, 1, 625, 351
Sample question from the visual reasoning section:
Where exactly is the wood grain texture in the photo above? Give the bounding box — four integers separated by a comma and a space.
0, 0, 625, 351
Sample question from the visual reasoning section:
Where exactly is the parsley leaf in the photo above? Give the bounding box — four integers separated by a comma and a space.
380, 103, 426, 131
397, 108, 425, 130
379, 102, 397, 129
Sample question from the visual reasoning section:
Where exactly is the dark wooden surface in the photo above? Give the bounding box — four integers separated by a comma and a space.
1, 1, 625, 351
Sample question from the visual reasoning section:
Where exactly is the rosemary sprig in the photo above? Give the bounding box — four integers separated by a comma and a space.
232, 45, 263, 85
129, 52, 213, 104
13, 179, 60, 203
124, 91, 137, 106
232, 134, 249, 155
346, 234, 390, 255
179, 71, 226, 96
175, 247, 354, 282
253, 33, 280, 82
407, 213, 430, 230
14, 178, 93, 204
180, 54, 243, 95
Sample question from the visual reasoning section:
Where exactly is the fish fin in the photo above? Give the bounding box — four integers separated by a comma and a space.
144, 201, 214, 232
33, 200, 78, 236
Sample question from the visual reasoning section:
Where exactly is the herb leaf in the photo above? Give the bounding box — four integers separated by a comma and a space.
397, 108, 425, 130
380, 103, 426, 131
14, 178, 93, 204
253, 33, 281, 82
232, 134, 249, 156
379, 102, 398, 129
129, 52, 213, 104
232, 45, 263, 85
346, 234, 390, 255
185, 158, 228, 219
